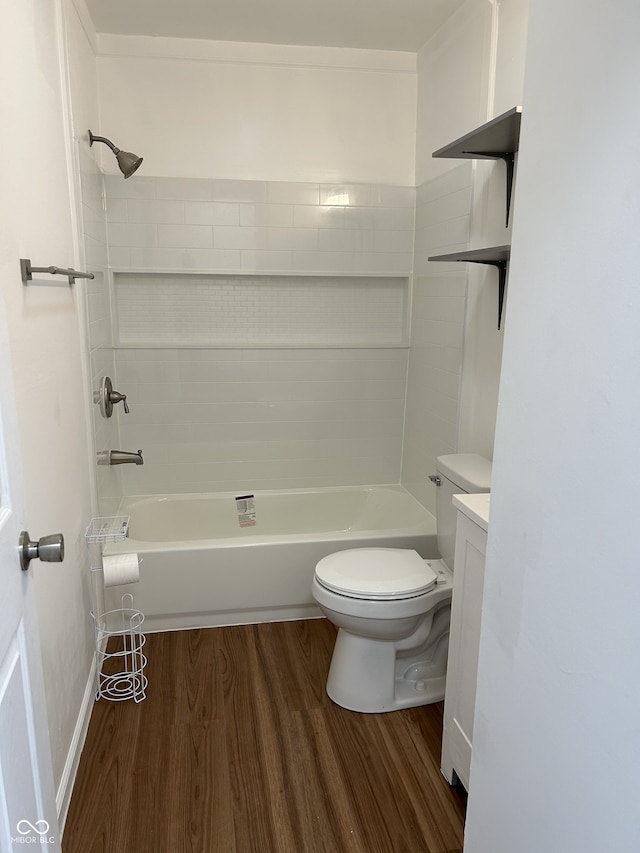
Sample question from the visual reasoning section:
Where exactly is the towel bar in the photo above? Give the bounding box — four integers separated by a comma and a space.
20, 258, 95, 285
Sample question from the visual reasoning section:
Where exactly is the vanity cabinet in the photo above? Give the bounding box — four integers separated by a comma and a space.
441, 493, 489, 791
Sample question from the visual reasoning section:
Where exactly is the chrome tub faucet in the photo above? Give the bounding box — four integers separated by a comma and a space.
97, 449, 144, 466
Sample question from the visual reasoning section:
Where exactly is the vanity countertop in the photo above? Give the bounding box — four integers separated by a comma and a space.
452, 493, 490, 532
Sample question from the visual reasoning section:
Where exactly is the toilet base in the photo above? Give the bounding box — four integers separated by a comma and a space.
326, 625, 449, 713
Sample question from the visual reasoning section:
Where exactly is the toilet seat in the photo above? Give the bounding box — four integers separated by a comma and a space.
315, 548, 438, 600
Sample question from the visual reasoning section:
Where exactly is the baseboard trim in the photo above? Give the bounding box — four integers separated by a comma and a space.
56, 657, 96, 835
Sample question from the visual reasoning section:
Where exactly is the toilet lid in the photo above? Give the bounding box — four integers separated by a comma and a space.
315, 548, 437, 600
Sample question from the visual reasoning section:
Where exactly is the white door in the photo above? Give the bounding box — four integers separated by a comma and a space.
0, 0, 74, 846
0, 311, 61, 852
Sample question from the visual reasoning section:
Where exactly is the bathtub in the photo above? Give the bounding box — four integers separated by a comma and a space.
103, 485, 437, 631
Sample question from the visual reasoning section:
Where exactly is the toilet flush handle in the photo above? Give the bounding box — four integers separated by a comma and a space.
428, 474, 441, 486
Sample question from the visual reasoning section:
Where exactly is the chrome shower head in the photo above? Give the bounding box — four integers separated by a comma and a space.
88, 130, 143, 179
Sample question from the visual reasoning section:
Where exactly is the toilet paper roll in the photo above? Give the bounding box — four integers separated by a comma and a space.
102, 553, 140, 587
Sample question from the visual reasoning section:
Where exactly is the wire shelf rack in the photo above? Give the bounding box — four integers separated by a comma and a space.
85, 516, 129, 544
92, 594, 147, 703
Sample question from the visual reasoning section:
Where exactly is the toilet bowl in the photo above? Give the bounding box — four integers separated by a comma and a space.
311, 453, 491, 713
313, 549, 453, 712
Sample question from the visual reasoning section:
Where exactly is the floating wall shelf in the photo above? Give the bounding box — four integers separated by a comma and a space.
432, 106, 522, 225
428, 246, 511, 330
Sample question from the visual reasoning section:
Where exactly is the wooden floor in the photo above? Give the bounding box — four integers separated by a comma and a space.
63, 619, 466, 853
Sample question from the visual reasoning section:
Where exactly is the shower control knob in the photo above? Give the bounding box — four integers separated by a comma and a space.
99, 376, 130, 417
19, 531, 65, 571
109, 389, 129, 414
428, 474, 441, 486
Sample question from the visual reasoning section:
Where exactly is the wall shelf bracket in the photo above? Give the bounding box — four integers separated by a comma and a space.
472, 259, 507, 329
465, 151, 515, 226
428, 245, 510, 330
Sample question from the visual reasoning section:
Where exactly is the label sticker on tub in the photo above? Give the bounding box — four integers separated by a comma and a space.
235, 494, 256, 527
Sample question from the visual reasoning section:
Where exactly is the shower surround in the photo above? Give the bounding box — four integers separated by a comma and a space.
93, 174, 416, 507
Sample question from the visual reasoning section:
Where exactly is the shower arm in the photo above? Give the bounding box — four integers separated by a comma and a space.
88, 131, 120, 154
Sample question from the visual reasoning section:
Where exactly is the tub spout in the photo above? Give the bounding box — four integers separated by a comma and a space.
98, 449, 144, 466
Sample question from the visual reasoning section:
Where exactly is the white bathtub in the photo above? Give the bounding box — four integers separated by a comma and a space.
103, 485, 437, 631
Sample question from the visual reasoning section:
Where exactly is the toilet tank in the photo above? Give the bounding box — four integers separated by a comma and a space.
435, 453, 492, 570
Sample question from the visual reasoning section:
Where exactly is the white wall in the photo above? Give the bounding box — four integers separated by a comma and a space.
65, 1, 123, 517
456, 0, 528, 458
415, 0, 493, 187
1, 0, 97, 824
402, 0, 528, 512
95, 36, 417, 185
465, 0, 640, 850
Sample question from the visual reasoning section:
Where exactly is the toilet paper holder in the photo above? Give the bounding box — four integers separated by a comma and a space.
84, 516, 148, 703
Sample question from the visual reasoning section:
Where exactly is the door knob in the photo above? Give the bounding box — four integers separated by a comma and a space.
19, 531, 65, 572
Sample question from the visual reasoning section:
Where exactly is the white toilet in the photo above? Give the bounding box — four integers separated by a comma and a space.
311, 453, 492, 713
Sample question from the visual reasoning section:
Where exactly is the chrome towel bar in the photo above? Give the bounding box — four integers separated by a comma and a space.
20, 258, 95, 285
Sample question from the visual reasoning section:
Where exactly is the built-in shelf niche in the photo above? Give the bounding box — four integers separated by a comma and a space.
428, 246, 510, 330
112, 272, 410, 348
433, 106, 522, 226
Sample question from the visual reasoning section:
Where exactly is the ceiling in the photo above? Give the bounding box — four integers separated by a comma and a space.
83, 0, 464, 53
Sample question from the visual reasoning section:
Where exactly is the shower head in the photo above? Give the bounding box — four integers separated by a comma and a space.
88, 130, 143, 179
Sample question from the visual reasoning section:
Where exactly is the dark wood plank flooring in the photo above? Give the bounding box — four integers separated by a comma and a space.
63, 619, 466, 853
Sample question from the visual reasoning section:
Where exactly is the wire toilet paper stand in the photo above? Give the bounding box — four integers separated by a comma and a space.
85, 517, 147, 703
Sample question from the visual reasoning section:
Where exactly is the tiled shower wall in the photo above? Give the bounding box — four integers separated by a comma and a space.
115, 347, 408, 494
103, 175, 415, 496
401, 163, 472, 513
80, 146, 122, 515
104, 176, 415, 273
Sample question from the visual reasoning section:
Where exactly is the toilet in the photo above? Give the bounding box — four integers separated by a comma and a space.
311, 453, 492, 713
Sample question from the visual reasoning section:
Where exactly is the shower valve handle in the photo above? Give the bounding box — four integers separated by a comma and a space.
99, 376, 130, 417
109, 390, 129, 414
